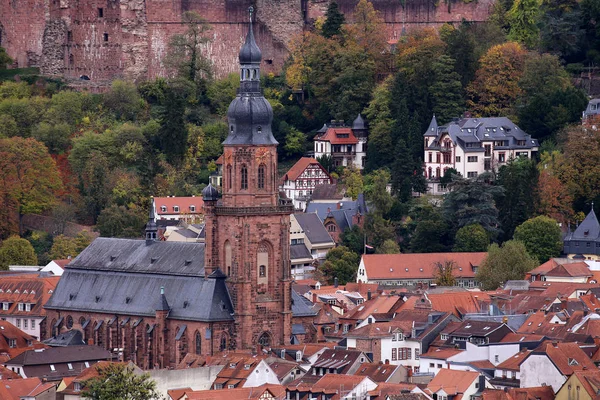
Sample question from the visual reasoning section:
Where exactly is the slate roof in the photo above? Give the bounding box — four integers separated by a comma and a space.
292, 290, 317, 317
306, 194, 368, 231
424, 116, 539, 152
8, 345, 111, 366
290, 244, 312, 260
45, 238, 234, 322
293, 213, 334, 244
565, 208, 600, 241
310, 184, 344, 201
64, 238, 205, 276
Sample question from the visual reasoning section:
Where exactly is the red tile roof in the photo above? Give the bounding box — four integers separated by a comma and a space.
569, 370, 600, 399
419, 347, 463, 360
362, 253, 487, 280
52, 259, 71, 268
0, 273, 59, 318
315, 128, 359, 145
153, 197, 203, 216
531, 341, 596, 375
168, 387, 192, 400
282, 157, 331, 183
399, 292, 490, 317
0, 377, 54, 400
368, 382, 420, 398
496, 350, 532, 371
547, 262, 592, 278
353, 363, 400, 382
0, 320, 48, 361
185, 385, 286, 400
427, 369, 479, 396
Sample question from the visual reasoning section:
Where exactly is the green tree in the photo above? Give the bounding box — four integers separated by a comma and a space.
320, 246, 360, 284
434, 260, 457, 286
0, 137, 62, 235
82, 363, 161, 400
96, 205, 146, 238
0, 236, 38, 270
513, 215, 562, 263
206, 73, 239, 116
476, 240, 538, 290
507, 0, 541, 48
0, 47, 12, 69
365, 213, 396, 249
341, 225, 365, 255
429, 55, 464, 124
363, 77, 394, 172
165, 11, 212, 84
102, 80, 145, 121
283, 128, 306, 158
376, 239, 400, 254
453, 224, 490, 252
411, 219, 450, 253
364, 169, 393, 216
341, 166, 363, 200
73, 231, 93, 253
443, 174, 504, 240
48, 235, 78, 260
496, 156, 539, 241
32, 122, 72, 155
321, 1, 345, 38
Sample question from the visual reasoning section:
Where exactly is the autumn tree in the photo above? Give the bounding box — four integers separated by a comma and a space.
344, 0, 387, 69
341, 166, 364, 200
476, 240, 538, 290
434, 260, 457, 286
165, 11, 212, 84
83, 363, 161, 400
513, 216, 562, 263
453, 224, 490, 252
536, 151, 573, 224
48, 232, 92, 260
0, 137, 62, 235
320, 246, 361, 285
0, 236, 38, 270
561, 125, 600, 209
467, 42, 526, 117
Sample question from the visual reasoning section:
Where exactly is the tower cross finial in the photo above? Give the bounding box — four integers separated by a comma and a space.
249, 6, 254, 23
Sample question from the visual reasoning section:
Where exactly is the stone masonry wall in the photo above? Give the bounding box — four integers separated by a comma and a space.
1, 0, 494, 82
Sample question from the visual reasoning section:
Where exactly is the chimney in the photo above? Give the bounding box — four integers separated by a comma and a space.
478, 375, 486, 392
334, 277, 339, 288
367, 289, 372, 300
312, 293, 317, 303
337, 202, 341, 210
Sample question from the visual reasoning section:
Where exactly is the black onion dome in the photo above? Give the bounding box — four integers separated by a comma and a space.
202, 183, 219, 201
225, 93, 278, 146
239, 7, 262, 64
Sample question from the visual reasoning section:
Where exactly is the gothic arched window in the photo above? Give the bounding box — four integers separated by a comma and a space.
258, 332, 271, 348
220, 334, 227, 351
259, 265, 266, 277
227, 165, 232, 191
195, 331, 202, 355
241, 165, 248, 190
257, 242, 270, 285
258, 164, 265, 189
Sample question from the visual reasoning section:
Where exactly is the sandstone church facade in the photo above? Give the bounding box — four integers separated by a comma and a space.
43, 11, 295, 369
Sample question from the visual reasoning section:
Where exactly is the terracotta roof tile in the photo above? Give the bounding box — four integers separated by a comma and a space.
0, 377, 50, 400
153, 197, 203, 217
315, 128, 359, 145
0, 273, 60, 318
427, 369, 479, 396
419, 347, 463, 360
353, 363, 400, 382
282, 157, 331, 183
362, 253, 486, 280
496, 350, 532, 371
185, 385, 286, 400
168, 387, 192, 400
531, 341, 596, 375
367, 382, 419, 397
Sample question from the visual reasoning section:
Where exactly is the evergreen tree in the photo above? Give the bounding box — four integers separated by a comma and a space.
321, 2, 345, 38
430, 55, 465, 124
496, 157, 539, 241
507, 0, 542, 48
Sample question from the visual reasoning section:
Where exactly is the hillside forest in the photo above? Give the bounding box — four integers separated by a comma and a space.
0, 0, 599, 279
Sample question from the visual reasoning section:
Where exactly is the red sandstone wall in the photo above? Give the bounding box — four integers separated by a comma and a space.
0, 0, 47, 68
0, 0, 494, 82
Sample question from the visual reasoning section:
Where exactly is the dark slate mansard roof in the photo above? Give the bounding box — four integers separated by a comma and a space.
564, 207, 600, 256
45, 238, 234, 322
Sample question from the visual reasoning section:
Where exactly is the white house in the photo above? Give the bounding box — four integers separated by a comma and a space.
426, 369, 492, 400
357, 252, 487, 288
280, 157, 333, 210
152, 196, 204, 223
313, 115, 368, 170
243, 359, 280, 387
519, 342, 596, 392
423, 116, 539, 195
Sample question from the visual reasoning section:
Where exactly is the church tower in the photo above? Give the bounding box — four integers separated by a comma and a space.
202, 7, 293, 350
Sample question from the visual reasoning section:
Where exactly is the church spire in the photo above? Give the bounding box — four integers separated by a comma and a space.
145, 198, 158, 244
223, 6, 277, 146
